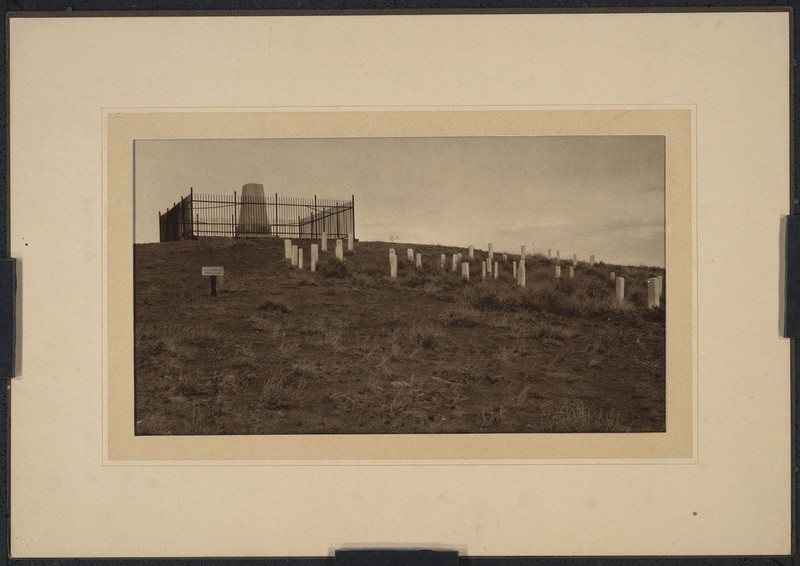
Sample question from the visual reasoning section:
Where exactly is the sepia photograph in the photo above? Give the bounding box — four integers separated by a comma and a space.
133, 135, 666, 436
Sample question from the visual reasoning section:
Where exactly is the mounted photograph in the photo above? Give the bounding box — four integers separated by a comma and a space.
133, 135, 666, 436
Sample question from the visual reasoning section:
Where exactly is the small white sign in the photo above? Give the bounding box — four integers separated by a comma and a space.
201, 266, 224, 277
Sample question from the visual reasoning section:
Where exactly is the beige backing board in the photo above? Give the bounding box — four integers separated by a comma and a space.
8, 12, 791, 558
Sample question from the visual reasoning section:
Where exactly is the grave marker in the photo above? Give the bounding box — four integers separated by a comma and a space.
284, 239, 292, 260
569, 265, 574, 279
291, 244, 299, 267
482, 261, 487, 280
298, 248, 304, 270
657, 275, 663, 299
390, 250, 397, 278
488, 243, 494, 262
440, 254, 446, 269
407, 248, 414, 262
461, 262, 470, 281
521, 245, 526, 259
311, 244, 319, 272
610, 271, 616, 282
518, 262, 526, 287
201, 266, 224, 297
416, 252, 422, 268
336, 239, 344, 260
555, 265, 561, 278
647, 278, 659, 309
589, 254, 595, 266
348, 231, 354, 252
321, 231, 328, 252
615, 276, 626, 303
468, 245, 474, 260
452, 253, 458, 271
513, 262, 517, 278
573, 254, 577, 267
493, 261, 499, 279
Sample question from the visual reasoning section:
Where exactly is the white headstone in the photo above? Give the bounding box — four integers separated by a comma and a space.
503, 253, 508, 262
482, 261, 487, 280
321, 231, 328, 252
416, 252, 422, 268
521, 245, 526, 259
555, 265, 561, 278
647, 278, 659, 308
488, 243, 494, 262
335, 239, 344, 261
284, 239, 292, 260
610, 271, 616, 282
518, 262, 526, 287
573, 254, 578, 267
347, 231, 354, 252
298, 248, 304, 270
440, 254, 446, 269
452, 253, 458, 271
615, 276, 625, 303
589, 254, 595, 266
569, 265, 574, 279
493, 261, 499, 279
390, 253, 397, 278
468, 245, 474, 260
461, 262, 470, 281
311, 244, 319, 272
407, 248, 414, 262
513, 262, 517, 278
657, 275, 664, 298
291, 244, 298, 267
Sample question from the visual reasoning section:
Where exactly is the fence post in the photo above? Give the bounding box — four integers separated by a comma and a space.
275, 193, 279, 238
351, 194, 355, 241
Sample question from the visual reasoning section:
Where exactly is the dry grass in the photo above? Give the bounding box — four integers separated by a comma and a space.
134, 238, 665, 435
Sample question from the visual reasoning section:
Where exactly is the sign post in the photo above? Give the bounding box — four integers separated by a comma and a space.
201, 266, 225, 297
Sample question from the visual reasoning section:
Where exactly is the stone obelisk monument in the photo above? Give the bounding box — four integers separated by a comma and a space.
237, 183, 271, 236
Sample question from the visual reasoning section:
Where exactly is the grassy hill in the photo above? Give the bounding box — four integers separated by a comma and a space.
134, 237, 665, 435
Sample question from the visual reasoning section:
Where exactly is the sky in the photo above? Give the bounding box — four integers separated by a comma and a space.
134, 136, 665, 267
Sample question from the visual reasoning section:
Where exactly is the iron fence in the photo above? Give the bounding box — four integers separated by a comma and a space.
159, 189, 355, 242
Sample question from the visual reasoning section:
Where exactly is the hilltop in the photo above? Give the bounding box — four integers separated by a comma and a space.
134, 237, 665, 435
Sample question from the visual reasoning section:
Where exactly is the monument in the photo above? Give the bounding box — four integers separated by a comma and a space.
236, 183, 271, 237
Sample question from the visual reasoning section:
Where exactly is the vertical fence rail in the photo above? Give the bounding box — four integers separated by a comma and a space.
159, 191, 355, 242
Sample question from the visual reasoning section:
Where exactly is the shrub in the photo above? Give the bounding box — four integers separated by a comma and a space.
317, 257, 348, 278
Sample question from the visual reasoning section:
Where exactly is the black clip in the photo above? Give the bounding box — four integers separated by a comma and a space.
785, 216, 800, 337
335, 550, 459, 566
0, 258, 16, 377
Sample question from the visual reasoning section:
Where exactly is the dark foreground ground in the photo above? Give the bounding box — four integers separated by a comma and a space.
134, 237, 665, 435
